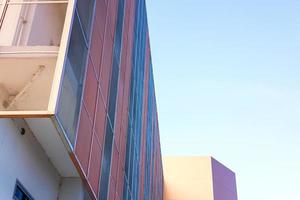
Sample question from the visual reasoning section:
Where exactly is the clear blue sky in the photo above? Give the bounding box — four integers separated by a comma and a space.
146, 0, 300, 199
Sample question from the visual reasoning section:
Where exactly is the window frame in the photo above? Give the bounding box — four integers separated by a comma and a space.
13, 180, 34, 200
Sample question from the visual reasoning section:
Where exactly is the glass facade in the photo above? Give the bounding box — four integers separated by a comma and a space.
99, 0, 125, 199
76, 0, 95, 41
55, 0, 163, 199
123, 0, 147, 199
0, 0, 163, 199
56, 0, 95, 147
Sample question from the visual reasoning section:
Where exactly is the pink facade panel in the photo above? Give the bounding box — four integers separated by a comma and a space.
88, 135, 102, 196
90, 20, 104, 79
107, 0, 118, 39
75, 105, 93, 175
99, 32, 113, 107
94, 89, 107, 148
95, 0, 107, 41
83, 59, 98, 122
72, 0, 164, 199
116, 157, 124, 199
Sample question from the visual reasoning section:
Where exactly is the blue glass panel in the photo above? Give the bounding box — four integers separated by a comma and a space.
76, 0, 96, 41
98, 0, 126, 199
56, 12, 87, 146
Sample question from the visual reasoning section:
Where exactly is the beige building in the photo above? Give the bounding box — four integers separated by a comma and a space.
163, 156, 238, 200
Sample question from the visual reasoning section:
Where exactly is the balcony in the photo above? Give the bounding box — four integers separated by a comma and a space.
0, 0, 80, 178
0, 0, 67, 116
0, 46, 58, 113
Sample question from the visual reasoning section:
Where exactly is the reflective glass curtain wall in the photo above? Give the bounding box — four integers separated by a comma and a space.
56, 0, 96, 147
123, 0, 147, 199
53, 0, 163, 199
98, 0, 125, 199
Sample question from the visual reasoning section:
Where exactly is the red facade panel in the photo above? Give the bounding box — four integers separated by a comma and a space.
75, 105, 93, 175
90, 20, 104, 79
88, 135, 102, 196
127, 0, 135, 55
83, 59, 98, 122
116, 158, 124, 199
94, 89, 107, 148
107, 0, 118, 39
95, 0, 107, 41
119, 132, 127, 166
73, 0, 164, 199
115, 192, 121, 200
99, 32, 114, 106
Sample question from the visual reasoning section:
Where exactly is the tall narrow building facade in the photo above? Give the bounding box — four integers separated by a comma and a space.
0, 0, 163, 200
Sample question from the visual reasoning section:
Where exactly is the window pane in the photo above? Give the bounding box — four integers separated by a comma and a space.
57, 12, 87, 146
13, 181, 34, 200
76, 0, 95, 42
66, 12, 87, 82
107, 56, 119, 126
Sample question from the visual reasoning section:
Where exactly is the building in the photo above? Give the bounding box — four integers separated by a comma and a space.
0, 0, 163, 200
163, 156, 238, 200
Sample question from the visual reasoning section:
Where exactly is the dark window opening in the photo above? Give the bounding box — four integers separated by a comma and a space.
13, 180, 34, 200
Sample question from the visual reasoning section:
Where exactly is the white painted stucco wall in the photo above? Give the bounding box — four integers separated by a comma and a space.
0, 119, 60, 200
58, 178, 85, 200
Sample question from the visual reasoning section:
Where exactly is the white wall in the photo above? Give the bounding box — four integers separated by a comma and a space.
58, 178, 85, 200
0, 3, 66, 46
0, 119, 60, 200
27, 4, 66, 46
